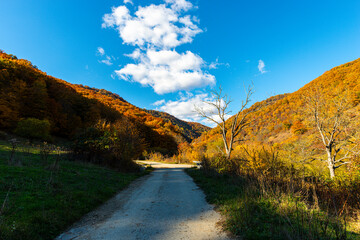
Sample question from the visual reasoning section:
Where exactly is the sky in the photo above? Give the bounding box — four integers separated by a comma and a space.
1, 0, 360, 126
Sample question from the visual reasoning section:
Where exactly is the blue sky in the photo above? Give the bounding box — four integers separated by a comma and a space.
1, 0, 360, 126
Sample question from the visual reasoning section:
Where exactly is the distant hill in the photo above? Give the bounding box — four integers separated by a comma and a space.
192, 58, 360, 151
143, 109, 210, 142
0, 50, 209, 153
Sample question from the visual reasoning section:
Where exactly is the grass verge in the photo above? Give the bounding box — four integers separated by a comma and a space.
186, 168, 360, 240
0, 140, 148, 240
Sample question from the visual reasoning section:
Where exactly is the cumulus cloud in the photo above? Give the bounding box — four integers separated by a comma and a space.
116, 49, 215, 94
165, 0, 193, 11
102, 1, 201, 49
124, 49, 141, 59
155, 93, 211, 121
102, 0, 215, 95
154, 93, 231, 126
258, 59, 267, 74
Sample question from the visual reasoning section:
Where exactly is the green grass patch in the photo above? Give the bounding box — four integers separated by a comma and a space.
0, 140, 147, 240
186, 168, 360, 240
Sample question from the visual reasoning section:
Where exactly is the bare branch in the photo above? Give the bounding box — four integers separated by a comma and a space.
334, 161, 351, 169
194, 85, 256, 159
304, 87, 356, 178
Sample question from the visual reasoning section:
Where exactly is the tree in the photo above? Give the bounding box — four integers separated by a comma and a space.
305, 88, 358, 179
22, 78, 48, 119
15, 118, 51, 141
195, 86, 255, 159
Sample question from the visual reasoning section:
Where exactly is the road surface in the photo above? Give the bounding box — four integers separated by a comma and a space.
56, 162, 230, 240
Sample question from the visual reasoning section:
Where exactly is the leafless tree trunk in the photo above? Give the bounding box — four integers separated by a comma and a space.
195, 86, 255, 159
305, 88, 358, 179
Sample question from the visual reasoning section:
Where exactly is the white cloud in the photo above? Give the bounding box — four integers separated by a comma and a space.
209, 58, 229, 69
153, 99, 166, 106
156, 93, 211, 121
209, 62, 218, 70
155, 93, 231, 126
97, 47, 105, 56
124, 0, 133, 5
102, 1, 201, 49
116, 49, 215, 94
102, 0, 215, 96
97, 47, 114, 65
125, 49, 141, 59
165, 0, 193, 12
258, 59, 267, 74
100, 56, 113, 66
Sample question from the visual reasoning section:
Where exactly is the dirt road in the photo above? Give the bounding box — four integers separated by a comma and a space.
56, 162, 230, 240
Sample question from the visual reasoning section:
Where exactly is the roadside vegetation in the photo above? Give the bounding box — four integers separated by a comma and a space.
0, 138, 147, 240
180, 59, 360, 239
2, 47, 360, 240
187, 167, 359, 239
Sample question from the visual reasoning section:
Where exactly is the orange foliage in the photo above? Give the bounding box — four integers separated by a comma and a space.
0, 50, 207, 154
186, 57, 360, 175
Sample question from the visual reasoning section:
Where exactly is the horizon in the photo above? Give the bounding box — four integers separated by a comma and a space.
1, 0, 359, 126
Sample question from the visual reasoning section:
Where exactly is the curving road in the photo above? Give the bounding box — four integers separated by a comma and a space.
56, 162, 230, 240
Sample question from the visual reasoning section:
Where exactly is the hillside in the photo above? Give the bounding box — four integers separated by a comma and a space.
190, 58, 360, 158
0, 50, 208, 154
143, 109, 210, 142
180, 59, 360, 239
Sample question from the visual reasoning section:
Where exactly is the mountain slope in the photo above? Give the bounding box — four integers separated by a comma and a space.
143, 109, 210, 142
192, 58, 360, 152
0, 50, 208, 153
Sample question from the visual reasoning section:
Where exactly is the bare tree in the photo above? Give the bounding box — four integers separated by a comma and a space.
195, 86, 255, 159
305, 88, 358, 179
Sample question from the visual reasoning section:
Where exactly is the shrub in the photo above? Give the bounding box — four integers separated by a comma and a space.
147, 152, 165, 162
291, 120, 307, 135
283, 121, 292, 130
73, 119, 143, 171
14, 118, 51, 140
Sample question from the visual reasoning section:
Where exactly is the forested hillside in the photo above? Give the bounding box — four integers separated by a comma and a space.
0, 50, 207, 156
144, 109, 210, 142
179, 58, 360, 239
189, 58, 360, 159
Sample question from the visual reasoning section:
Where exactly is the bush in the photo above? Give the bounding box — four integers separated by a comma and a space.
73, 119, 143, 171
14, 118, 51, 140
147, 152, 165, 162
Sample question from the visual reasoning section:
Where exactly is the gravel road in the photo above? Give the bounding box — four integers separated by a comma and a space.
56, 162, 230, 240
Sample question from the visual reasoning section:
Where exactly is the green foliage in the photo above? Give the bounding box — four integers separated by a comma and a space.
15, 118, 51, 141
73, 119, 143, 171
0, 140, 146, 240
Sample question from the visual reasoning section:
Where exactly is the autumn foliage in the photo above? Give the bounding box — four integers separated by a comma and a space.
187, 58, 360, 173
0, 50, 208, 167
179, 58, 360, 222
